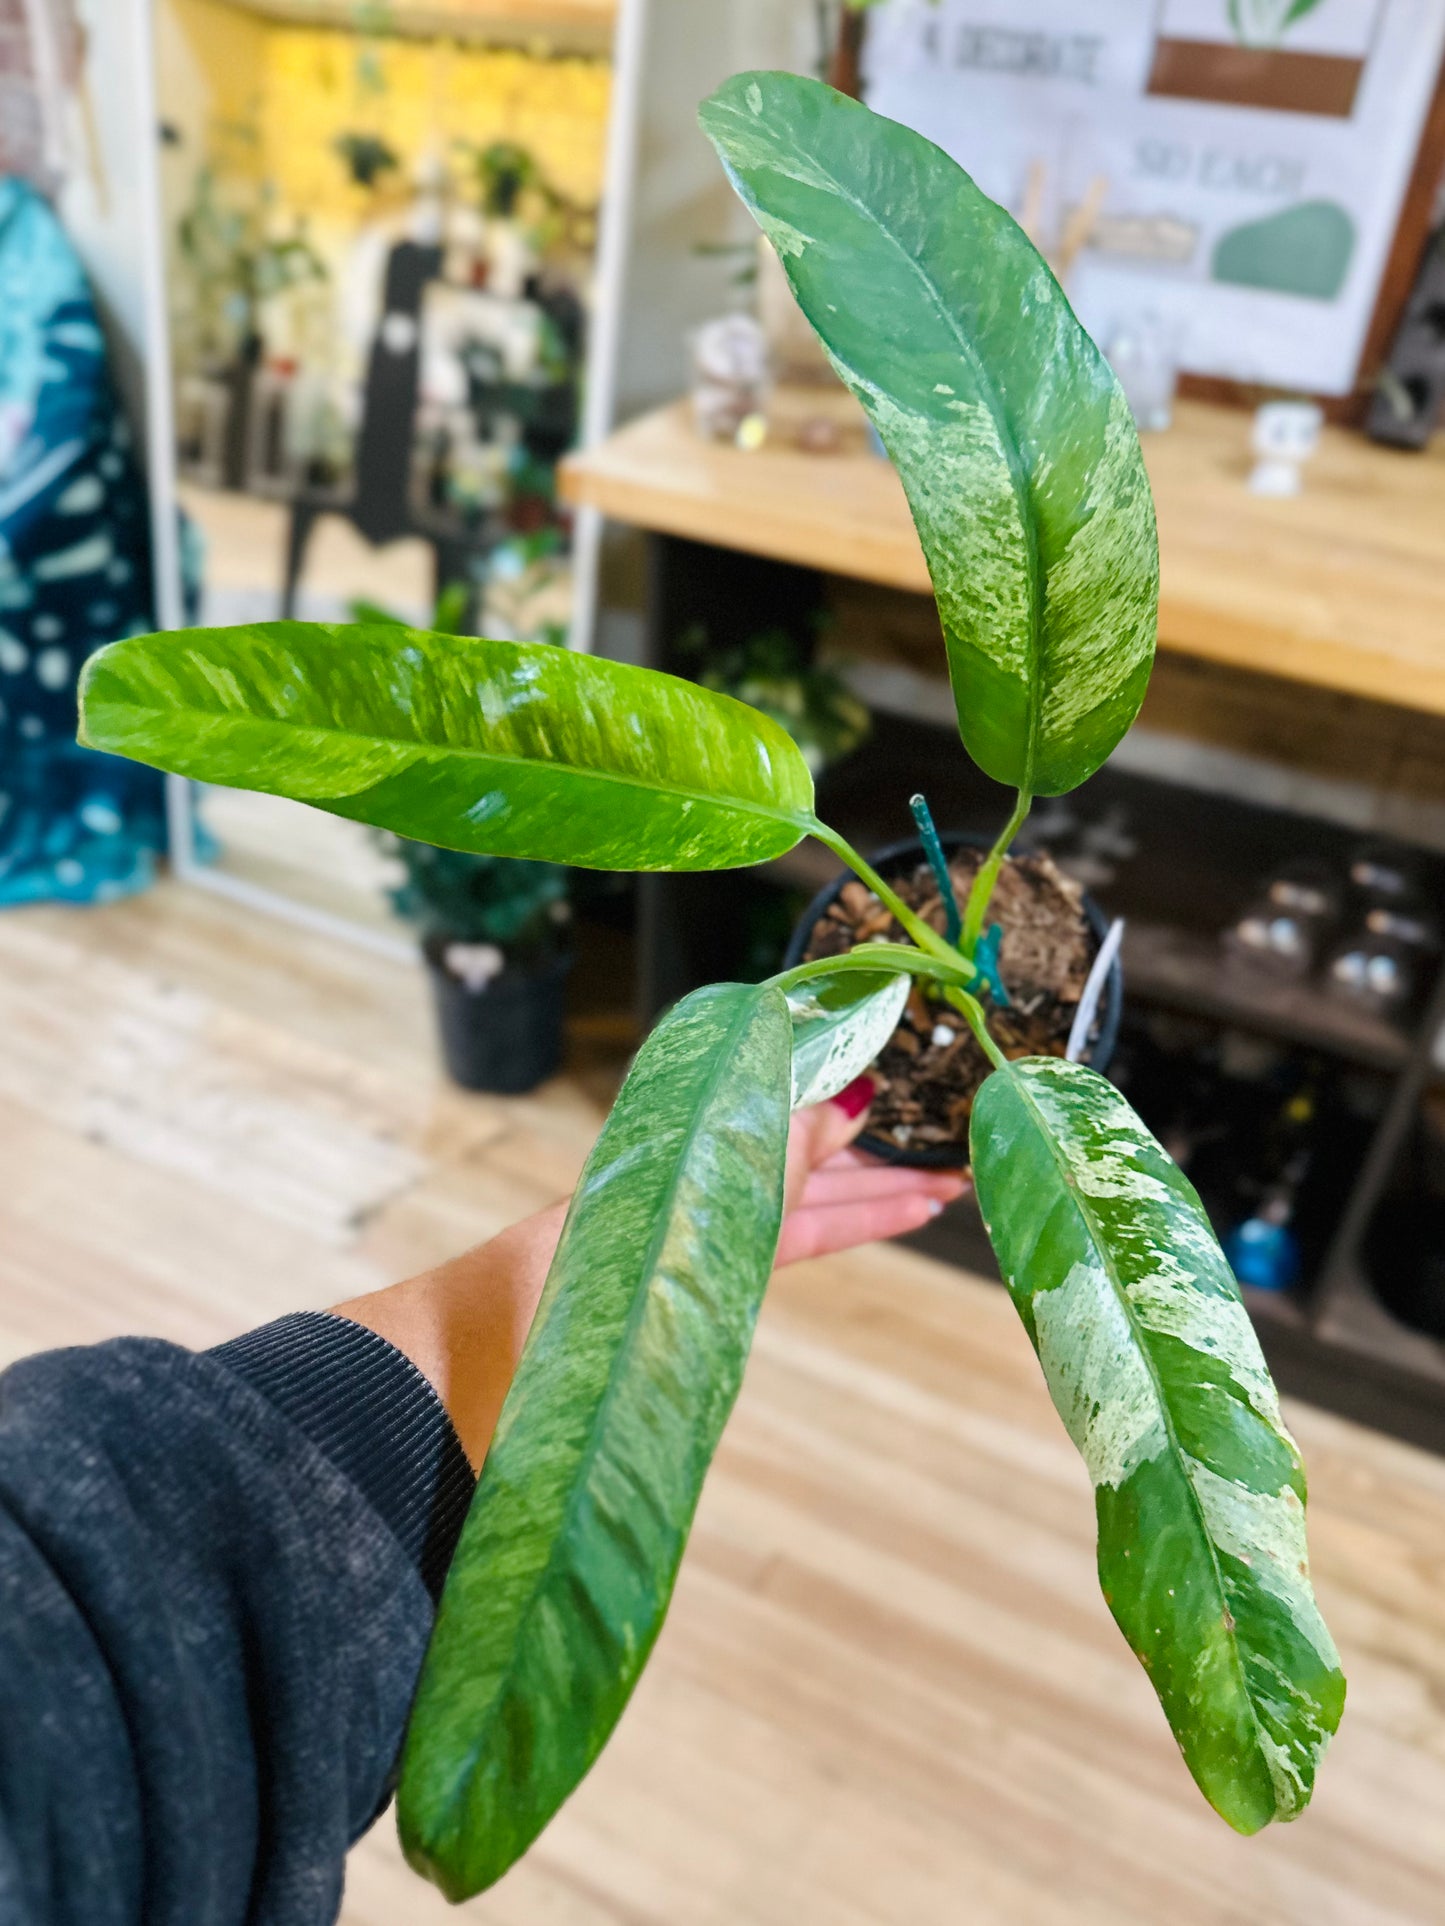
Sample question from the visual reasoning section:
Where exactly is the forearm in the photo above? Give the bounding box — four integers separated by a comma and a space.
0, 1096, 961, 1920
332, 1200, 568, 1470
330, 1092, 965, 1473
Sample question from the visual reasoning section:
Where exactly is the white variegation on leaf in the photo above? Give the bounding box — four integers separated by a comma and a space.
400, 983, 794, 1898
786, 969, 909, 1110
700, 72, 1159, 799
79, 621, 817, 872
970, 1057, 1345, 1835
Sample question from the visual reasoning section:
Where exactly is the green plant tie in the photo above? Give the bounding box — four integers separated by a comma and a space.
908, 792, 962, 945
972, 923, 1010, 1007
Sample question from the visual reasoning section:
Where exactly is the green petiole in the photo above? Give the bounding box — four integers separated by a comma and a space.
768, 943, 976, 999
802, 816, 1017, 1076
808, 818, 974, 976
961, 787, 1033, 957
944, 984, 1010, 1072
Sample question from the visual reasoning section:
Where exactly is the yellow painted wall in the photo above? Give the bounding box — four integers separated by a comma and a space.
156, 1, 610, 222
260, 31, 610, 218
157, 0, 269, 178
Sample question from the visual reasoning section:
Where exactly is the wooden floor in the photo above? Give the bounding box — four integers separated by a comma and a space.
3, 883, 1445, 1924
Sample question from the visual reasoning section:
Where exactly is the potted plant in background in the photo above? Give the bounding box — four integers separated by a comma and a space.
333, 131, 400, 193
463, 139, 573, 300
80, 72, 1344, 1904
381, 834, 570, 1096
355, 588, 571, 1096
173, 161, 327, 490
677, 621, 872, 776
680, 619, 876, 980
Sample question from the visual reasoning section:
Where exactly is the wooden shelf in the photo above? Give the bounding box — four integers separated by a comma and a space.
1241, 1284, 1310, 1330
562, 393, 1445, 718
563, 391, 928, 594
604, 395, 1445, 1451
1121, 921, 1412, 1071
1317, 1269, 1445, 1388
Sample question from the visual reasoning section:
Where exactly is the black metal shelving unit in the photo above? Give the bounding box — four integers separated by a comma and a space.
623, 531, 1445, 1454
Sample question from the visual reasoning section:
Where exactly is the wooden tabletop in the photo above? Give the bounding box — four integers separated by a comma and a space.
561, 393, 1445, 718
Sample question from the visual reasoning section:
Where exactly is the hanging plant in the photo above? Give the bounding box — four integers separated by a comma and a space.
333, 131, 400, 191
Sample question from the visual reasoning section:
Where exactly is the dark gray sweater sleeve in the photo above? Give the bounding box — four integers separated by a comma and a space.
0, 1313, 474, 1926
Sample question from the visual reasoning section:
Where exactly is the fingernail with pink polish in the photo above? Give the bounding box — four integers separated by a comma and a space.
831, 1073, 876, 1119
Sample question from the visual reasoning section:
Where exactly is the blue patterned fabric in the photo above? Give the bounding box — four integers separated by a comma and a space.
0, 178, 166, 905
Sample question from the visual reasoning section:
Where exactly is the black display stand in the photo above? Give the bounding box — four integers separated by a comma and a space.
280, 239, 478, 617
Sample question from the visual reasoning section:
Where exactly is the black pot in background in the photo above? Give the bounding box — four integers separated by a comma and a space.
782, 832, 1124, 1168
424, 937, 570, 1095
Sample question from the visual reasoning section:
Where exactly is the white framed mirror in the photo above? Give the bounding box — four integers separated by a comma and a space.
140, 0, 643, 957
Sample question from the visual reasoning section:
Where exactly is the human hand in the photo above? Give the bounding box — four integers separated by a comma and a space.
335, 1076, 967, 1465
777, 1075, 968, 1265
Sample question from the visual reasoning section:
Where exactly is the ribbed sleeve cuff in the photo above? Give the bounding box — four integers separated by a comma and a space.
208, 1312, 474, 1599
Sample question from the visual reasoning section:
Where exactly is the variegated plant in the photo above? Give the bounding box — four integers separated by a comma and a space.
77, 70, 1343, 1902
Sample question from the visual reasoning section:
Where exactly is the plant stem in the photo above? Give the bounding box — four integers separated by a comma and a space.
944, 984, 1010, 1073
769, 945, 975, 998
809, 819, 973, 974
909, 792, 962, 944
794, 822, 1008, 1074
961, 788, 1033, 957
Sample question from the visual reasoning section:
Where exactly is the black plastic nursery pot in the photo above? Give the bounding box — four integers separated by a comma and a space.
424, 939, 571, 1096
782, 832, 1124, 1168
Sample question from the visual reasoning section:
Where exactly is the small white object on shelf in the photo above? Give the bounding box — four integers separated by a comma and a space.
1105, 312, 1178, 433
690, 313, 770, 446
1248, 400, 1323, 498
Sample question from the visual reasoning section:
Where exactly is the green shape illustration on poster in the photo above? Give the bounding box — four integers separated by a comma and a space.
1228, 0, 1325, 48
1212, 200, 1355, 301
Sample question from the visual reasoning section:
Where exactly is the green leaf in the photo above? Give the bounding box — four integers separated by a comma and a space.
774, 943, 979, 1106
786, 967, 908, 1109
700, 73, 1159, 797
398, 981, 793, 1900
78, 622, 815, 869
970, 1058, 1344, 1833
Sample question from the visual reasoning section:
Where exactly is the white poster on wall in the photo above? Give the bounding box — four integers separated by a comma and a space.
863, 0, 1445, 393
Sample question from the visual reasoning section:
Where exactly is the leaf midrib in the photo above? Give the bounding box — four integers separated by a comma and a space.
87, 692, 814, 835
764, 107, 1046, 789
438, 985, 784, 1832
1002, 1062, 1270, 1778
